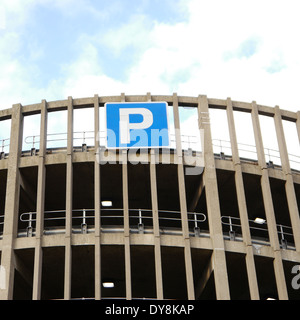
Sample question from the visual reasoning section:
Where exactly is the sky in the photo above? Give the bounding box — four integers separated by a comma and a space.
0, 0, 300, 166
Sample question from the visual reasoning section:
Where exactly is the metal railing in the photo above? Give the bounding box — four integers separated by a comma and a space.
169, 133, 201, 150
2, 210, 293, 249
19, 208, 207, 237
2, 132, 300, 171
212, 139, 300, 170
0, 138, 10, 156
0, 214, 4, 236
221, 215, 294, 248
0, 214, 4, 225
21, 134, 300, 170
24, 131, 201, 150
24, 131, 95, 149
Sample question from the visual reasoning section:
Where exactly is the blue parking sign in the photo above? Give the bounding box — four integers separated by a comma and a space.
105, 102, 169, 148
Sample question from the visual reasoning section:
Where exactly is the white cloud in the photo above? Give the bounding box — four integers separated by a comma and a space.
101, 14, 153, 56
1, 0, 300, 114
0, 0, 299, 168
60, 43, 124, 98
0, 6, 6, 30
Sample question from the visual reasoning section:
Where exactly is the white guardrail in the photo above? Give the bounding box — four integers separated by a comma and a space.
18, 208, 206, 237
1, 132, 300, 170
11, 209, 295, 249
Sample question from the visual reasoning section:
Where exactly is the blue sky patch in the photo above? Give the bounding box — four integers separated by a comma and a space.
223, 37, 261, 61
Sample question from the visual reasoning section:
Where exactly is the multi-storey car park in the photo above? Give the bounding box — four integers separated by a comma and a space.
0, 93, 300, 300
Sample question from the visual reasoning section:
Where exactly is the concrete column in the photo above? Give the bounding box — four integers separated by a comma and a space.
172, 93, 195, 300
32, 99, 48, 300
121, 92, 132, 300
94, 94, 102, 300
64, 97, 73, 300
274, 106, 300, 253
251, 102, 288, 300
121, 149, 132, 300
197, 95, 230, 300
296, 111, 300, 144
251, 102, 279, 246
0, 103, 23, 300
226, 98, 260, 300
150, 149, 164, 300
147, 91, 164, 300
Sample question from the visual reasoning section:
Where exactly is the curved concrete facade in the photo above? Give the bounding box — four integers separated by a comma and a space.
0, 93, 300, 300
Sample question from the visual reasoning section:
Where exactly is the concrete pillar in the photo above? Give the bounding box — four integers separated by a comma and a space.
251, 102, 288, 300
32, 99, 47, 300
197, 95, 231, 300
150, 149, 164, 299
147, 92, 164, 300
172, 93, 195, 300
274, 106, 300, 253
0, 103, 23, 300
94, 94, 102, 300
121, 93, 132, 300
121, 149, 132, 300
64, 97, 73, 300
296, 111, 300, 145
226, 98, 260, 300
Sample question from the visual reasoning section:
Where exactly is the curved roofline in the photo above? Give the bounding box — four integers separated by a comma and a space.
0, 93, 299, 122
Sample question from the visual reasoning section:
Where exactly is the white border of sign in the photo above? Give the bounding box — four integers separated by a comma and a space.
104, 101, 170, 150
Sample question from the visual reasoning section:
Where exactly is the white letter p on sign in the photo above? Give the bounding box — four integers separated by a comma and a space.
119, 108, 153, 144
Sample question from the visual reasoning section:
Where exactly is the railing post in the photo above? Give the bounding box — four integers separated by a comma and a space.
279, 225, 287, 249
81, 209, 87, 234
138, 209, 144, 234
194, 213, 200, 237
228, 216, 235, 241
26, 212, 33, 237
